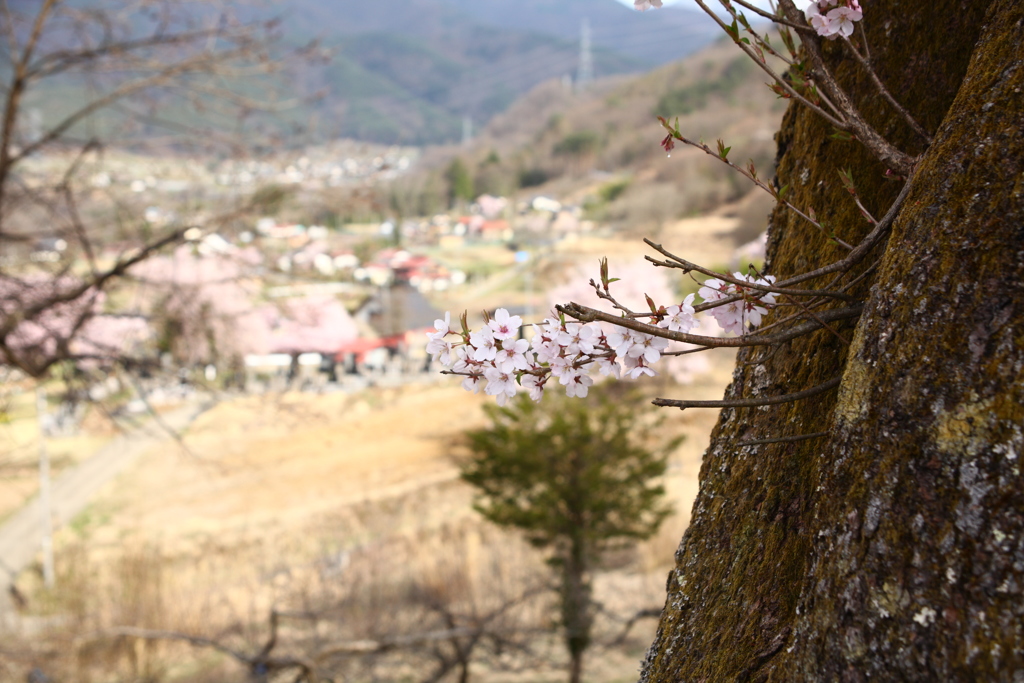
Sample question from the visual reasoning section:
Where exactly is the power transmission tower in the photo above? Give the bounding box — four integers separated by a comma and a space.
576, 19, 593, 92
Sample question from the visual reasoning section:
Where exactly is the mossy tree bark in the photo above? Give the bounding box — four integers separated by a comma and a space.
640, 1, 1024, 680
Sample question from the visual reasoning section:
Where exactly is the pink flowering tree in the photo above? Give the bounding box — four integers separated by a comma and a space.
0, 1, 306, 380
132, 247, 270, 367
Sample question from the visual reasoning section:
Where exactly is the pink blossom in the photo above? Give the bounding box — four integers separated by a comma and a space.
557, 322, 598, 356
484, 367, 518, 406
634, 0, 663, 11
596, 356, 621, 379
806, 0, 862, 38
426, 316, 451, 359
470, 327, 498, 362
561, 369, 594, 398
606, 328, 638, 358
826, 6, 862, 37
659, 294, 698, 333
522, 374, 545, 402
699, 273, 777, 335
462, 373, 484, 394
433, 311, 451, 336
627, 332, 669, 364
622, 354, 657, 379
495, 338, 531, 373
487, 308, 522, 341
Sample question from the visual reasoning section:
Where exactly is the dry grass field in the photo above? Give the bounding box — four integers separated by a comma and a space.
6, 348, 735, 681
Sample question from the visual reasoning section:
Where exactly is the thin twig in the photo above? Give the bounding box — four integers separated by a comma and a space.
652, 375, 841, 410
643, 241, 857, 301
662, 132, 854, 250
725, 0, 803, 28
690, 0, 847, 128
840, 34, 932, 144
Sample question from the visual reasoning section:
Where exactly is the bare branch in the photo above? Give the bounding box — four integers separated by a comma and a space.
690, 0, 847, 128
652, 375, 841, 410
840, 35, 933, 144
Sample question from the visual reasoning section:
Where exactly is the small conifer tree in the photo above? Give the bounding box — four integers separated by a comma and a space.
460, 385, 678, 683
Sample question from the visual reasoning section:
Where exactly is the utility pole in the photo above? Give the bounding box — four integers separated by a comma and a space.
462, 115, 473, 146
35, 387, 55, 589
576, 19, 593, 92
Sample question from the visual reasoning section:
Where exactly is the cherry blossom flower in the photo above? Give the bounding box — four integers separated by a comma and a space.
596, 356, 621, 379
606, 328, 639, 358
484, 367, 518, 406
426, 314, 452, 359
557, 322, 599, 356
805, 4, 834, 36
462, 373, 484, 394
827, 6, 862, 37
561, 368, 594, 398
698, 273, 778, 335
623, 354, 657, 379
627, 332, 669, 364
548, 355, 575, 381
522, 374, 546, 402
433, 312, 451, 336
488, 308, 522, 341
634, 0, 663, 11
659, 294, 698, 333
707, 298, 748, 335
806, 0, 862, 38
470, 327, 498, 361
451, 344, 471, 373
495, 338, 531, 373
698, 277, 729, 303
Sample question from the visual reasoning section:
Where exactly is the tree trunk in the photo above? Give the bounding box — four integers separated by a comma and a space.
563, 539, 592, 683
640, 0, 1024, 680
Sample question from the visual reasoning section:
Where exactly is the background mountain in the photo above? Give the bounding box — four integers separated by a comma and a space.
279, 0, 720, 144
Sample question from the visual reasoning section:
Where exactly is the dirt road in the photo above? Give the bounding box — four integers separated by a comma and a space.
0, 404, 206, 620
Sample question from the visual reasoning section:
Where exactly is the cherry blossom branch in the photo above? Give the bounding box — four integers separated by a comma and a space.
663, 345, 715, 357
657, 124, 854, 250
748, 265, 849, 345
689, 0, 846, 128
775, 0, 916, 175
724, 0, 804, 29
557, 302, 862, 348
717, 2, 798, 65
651, 375, 841, 410
642, 241, 858, 302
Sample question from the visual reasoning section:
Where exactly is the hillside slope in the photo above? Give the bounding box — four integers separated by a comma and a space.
272, 0, 721, 144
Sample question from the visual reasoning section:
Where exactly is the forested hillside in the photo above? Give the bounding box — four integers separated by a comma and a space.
282, 0, 719, 143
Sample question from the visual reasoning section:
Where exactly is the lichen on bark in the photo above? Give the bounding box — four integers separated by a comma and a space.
640, 0, 1024, 680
